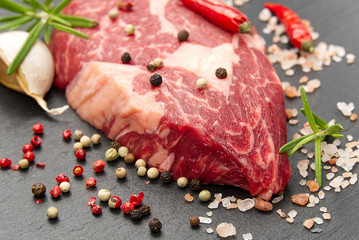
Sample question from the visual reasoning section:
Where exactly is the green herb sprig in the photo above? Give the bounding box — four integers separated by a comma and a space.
279, 87, 344, 187
0, 0, 98, 75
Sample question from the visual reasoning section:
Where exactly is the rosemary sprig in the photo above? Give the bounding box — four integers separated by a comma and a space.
279, 87, 344, 187
0, 0, 98, 75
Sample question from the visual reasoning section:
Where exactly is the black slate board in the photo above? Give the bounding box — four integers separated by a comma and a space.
1, 0, 359, 239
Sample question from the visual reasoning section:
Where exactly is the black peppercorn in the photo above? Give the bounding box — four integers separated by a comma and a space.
160, 171, 173, 184
177, 29, 189, 42
150, 74, 162, 87
147, 64, 157, 72
189, 179, 201, 191
149, 218, 162, 233
110, 142, 121, 150
139, 205, 151, 216
32, 182, 46, 197
190, 216, 200, 227
215, 67, 227, 79
131, 209, 143, 221
121, 52, 131, 63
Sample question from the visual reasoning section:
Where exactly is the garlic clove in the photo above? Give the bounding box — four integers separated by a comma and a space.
0, 31, 68, 115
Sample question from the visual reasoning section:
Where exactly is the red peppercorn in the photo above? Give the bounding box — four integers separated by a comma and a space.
88, 197, 96, 207
122, 202, 135, 214
130, 192, 144, 206
93, 160, 105, 173
73, 165, 84, 176
62, 129, 72, 140
0, 158, 12, 168
32, 123, 44, 134
55, 173, 70, 184
12, 164, 19, 171
23, 151, 35, 162
22, 144, 34, 153
92, 205, 102, 215
50, 185, 61, 198
36, 162, 45, 168
75, 149, 86, 160
36, 199, 42, 204
30, 136, 42, 147
86, 177, 97, 188
109, 196, 122, 209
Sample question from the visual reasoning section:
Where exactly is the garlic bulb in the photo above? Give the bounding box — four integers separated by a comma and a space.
0, 31, 68, 115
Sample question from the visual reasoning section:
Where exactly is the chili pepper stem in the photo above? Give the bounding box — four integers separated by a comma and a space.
238, 21, 253, 35
301, 40, 314, 53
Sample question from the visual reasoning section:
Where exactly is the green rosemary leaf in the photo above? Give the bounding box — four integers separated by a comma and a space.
31, 0, 48, 12
7, 20, 45, 75
45, 0, 53, 7
300, 87, 319, 134
288, 134, 317, 156
300, 109, 328, 130
315, 137, 322, 187
0, 15, 22, 23
59, 14, 99, 28
52, 0, 72, 14
50, 14, 72, 26
279, 133, 316, 153
44, 24, 52, 45
26, 18, 40, 32
0, 15, 33, 31
0, 0, 31, 14
332, 134, 344, 138
50, 22, 88, 39
326, 123, 344, 136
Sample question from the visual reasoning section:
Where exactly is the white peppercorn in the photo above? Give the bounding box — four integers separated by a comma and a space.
135, 159, 146, 169
147, 167, 159, 179
80, 135, 91, 147
196, 78, 207, 89
59, 182, 71, 193
199, 190, 211, 202
108, 9, 118, 19
118, 146, 129, 157
115, 167, 127, 179
125, 24, 135, 35
73, 130, 83, 141
177, 177, 188, 188
153, 58, 163, 68
91, 134, 101, 145
98, 189, 111, 201
46, 207, 58, 219
73, 142, 84, 151
137, 167, 147, 177
18, 159, 29, 169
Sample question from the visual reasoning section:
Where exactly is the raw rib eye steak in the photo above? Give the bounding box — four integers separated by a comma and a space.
50, 0, 291, 200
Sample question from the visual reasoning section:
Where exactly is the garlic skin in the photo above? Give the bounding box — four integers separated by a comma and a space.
0, 31, 68, 115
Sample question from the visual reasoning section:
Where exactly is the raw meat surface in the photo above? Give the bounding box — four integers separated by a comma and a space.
51, 0, 291, 200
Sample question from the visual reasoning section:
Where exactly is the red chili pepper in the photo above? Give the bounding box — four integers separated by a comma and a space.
130, 192, 144, 206
264, 3, 314, 53
180, 0, 252, 34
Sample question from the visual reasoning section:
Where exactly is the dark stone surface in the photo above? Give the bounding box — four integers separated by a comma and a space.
0, 0, 358, 239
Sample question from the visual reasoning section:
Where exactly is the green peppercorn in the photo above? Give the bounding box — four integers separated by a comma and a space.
146, 64, 156, 72
150, 74, 162, 87
110, 142, 121, 150
139, 205, 151, 216
199, 190, 211, 202
177, 29, 189, 42
215, 67, 227, 79
105, 148, 119, 161
149, 218, 162, 233
32, 182, 46, 197
124, 153, 135, 164
121, 52, 131, 63
190, 216, 200, 227
131, 209, 143, 221
189, 179, 201, 191
160, 171, 173, 184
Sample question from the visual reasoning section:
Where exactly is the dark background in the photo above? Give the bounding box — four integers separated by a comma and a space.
0, 0, 358, 239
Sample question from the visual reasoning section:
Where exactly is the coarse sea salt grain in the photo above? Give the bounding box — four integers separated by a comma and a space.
347, 135, 354, 141
341, 180, 350, 189
272, 195, 284, 204
216, 223, 236, 238
326, 172, 335, 180
322, 213, 331, 220
208, 201, 220, 209
299, 180, 307, 186
207, 211, 213, 217
314, 217, 324, 225
318, 191, 325, 199
329, 176, 344, 188
242, 233, 253, 240
288, 210, 297, 219
324, 186, 331, 191
337, 102, 355, 117
237, 198, 255, 212
222, 198, 231, 208
207, 228, 214, 234
258, 8, 271, 22
333, 139, 341, 146
320, 207, 327, 212
199, 217, 212, 224
350, 174, 357, 185
286, 217, 294, 223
